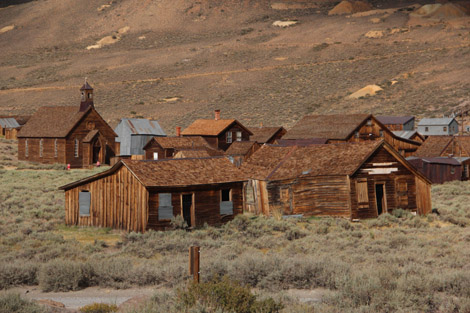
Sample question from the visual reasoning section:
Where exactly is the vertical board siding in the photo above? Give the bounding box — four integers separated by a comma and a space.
18, 138, 66, 164
64, 166, 149, 232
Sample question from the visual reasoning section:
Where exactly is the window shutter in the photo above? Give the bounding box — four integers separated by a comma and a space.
79, 191, 91, 216
396, 180, 408, 208
356, 179, 369, 209
158, 193, 173, 220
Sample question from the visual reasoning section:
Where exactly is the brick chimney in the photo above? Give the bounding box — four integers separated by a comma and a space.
176, 126, 181, 137
214, 109, 221, 121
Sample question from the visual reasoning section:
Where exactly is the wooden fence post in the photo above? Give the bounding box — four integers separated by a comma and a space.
189, 246, 200, 283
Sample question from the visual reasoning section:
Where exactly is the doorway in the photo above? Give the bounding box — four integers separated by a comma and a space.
375, 184, 386, 215
92, 139, 101, 164
182, 194, 193, 227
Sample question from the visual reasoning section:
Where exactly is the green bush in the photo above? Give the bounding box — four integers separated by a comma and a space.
178, 276, 283, 313
80, 303, 118, 313
0, 293, 44, 313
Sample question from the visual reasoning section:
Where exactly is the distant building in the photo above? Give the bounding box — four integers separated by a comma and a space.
392, 130, 425, 143
376, 116, 415, 131
0, 117, 20, 138
248, 126, 286, 144
225, 141, 260, 167
143, 134, 219, 160
181, 110, 253, 151
114, 118, 166, 156
17, 82, 117, 168
417, 118, 459, 136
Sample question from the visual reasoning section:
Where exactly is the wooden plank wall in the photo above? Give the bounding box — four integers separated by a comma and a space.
146, 183, 244, 231
17, 138, 67, 164
65, 166, 149, 232
415, 176, 432, 215
216, 125, 251, 151
350, 147, 421, 219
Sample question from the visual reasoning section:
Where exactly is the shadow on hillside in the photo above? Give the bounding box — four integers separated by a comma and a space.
0, 0, 36, 8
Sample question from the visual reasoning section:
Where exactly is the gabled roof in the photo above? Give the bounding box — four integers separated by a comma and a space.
144, 136, 211, 150
0, 115, 30, 126
376, 116, 414, 125
455, 137, 470, 156
418, 118, 456, 126
392, 130, 424, 141
82, 129, 100, 143
225, 141, 258, 156
241, 141, 430, 183
241, 141, 382, 181
248, 127, 285, 143
117, 118, 166, 136
59, 157, 246, 190
283, 114, 371, 140
414, 136, 454, 157
182, 119, 253, 136
17, 106, 91, 138
0, 117, 20, 129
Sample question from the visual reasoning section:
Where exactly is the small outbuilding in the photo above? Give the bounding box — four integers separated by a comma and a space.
114, 118, 166, 156
143, 135, 218, 160
376, 116, 415, 131
0, 117, 20, 138
60, 157, 246, 232
241, 141, 431, 219
417, 118, 459, 136
406, 157, 464, 184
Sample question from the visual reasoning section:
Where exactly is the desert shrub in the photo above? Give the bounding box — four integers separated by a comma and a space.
178, 276, 283, 313
171, 215, 187, 229
367, 213, 398, 227
80, 303, 118, 313
0, 262, 38, 289
391, 208, 413, 219
88, 257, 132, 289
0, 293, 44, 313
39, 259, 93, 292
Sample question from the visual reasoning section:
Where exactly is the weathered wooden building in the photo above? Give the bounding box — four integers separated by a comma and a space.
241, 141, 431, 219
376, 116, 415, 131
417, 118, 459, 136
114, 118, 166, 156
143, 135, 219, 160
392, 130, 425, 143
225, 141, 260, 167
17, 82, 117, 168
60, 157, 246, 232
0, 117, 20, 138
181, 110, 253, 151
407, 157, 465, 184
248, 126, 286, 144
282, 114, 422, 157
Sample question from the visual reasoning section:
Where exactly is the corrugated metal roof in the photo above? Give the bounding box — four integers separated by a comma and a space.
392, 130, 418, 140
418, 118, 456, 126
120, 118, 166, 136
0, 118, 20, 129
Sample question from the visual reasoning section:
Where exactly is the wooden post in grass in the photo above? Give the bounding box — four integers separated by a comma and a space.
189, 246, 200, 283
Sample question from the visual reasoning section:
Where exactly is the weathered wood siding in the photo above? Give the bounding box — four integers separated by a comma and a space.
350, 147, 422, 219
65, 109, 116, 168
18, 138, 66, 164
5, 128, 19, 140
416, 176, 432, 215
217, 126, 251, 151
144, 140, 174, 160
147, 183, 244, 231
65, 166, 149, 232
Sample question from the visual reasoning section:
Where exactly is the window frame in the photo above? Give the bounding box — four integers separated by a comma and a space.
158, 193, 173, 221
220, 188, 233, 215
74, 139, 79, 158
39, 139, 44, 158
236, 131, 242, 142
54, 139, 58, 158
226, 132, 232, 143
25, 139, 28, 157
79, 190, 91, 216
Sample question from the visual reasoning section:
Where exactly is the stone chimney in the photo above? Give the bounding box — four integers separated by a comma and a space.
176, 126, 181, 137
79, 78, 94, 112
214, 109, 221, 121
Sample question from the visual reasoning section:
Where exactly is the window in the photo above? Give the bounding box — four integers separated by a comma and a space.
153, 152, 158, 160
74, 139, 79, 157
226, 132, 232, 143
396, 180, 408, 208
79, 191, 91, 216
39, 139, 43, 158
88, 92, 92, 99
379, 130, 384, 137
158, 193, 173, 220
451, 167, 455, 175
25, 139, 28, 157
443, 127, 447, 132
54, 139, 58, 158
425, 127, 429, 132
236, 131, 242, 142
81, 91, 85, 101
355, 131, 359, 138
366, 119, 372, 126
220, 189, 233, 215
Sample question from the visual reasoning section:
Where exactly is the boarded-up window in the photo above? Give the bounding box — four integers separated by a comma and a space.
75, 139, 79, 157
79, 191, 91, 216
245, 183, 254, 203
396, 180, 408, 208
39, 139, 44, 157
356, 179, 369, 208
158, 193, 173, 220
25, 139, 28, 157
54, 139, 58, 158
220, 189, 233, 215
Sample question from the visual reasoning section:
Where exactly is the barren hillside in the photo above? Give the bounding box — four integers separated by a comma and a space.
0, 0, 469, 133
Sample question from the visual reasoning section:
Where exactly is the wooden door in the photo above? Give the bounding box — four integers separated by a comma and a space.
396, 179, 408, 209
280, 186, 293, 214
356, 179, 369, 210
181, 193, 194, 227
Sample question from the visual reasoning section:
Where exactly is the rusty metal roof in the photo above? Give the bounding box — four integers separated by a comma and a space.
118, 118, 166, 136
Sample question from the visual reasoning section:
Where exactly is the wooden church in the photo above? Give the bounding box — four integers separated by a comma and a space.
17, 81, 118, 168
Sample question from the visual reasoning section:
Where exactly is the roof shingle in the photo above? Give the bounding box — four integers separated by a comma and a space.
248, 127, 284, 143
414, 136, 454, 157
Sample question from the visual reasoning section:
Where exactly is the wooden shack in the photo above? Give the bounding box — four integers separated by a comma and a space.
143, 135, 219, 160
0, 117, 20, 137
114, 118, 166, 156
283, 114, 422, 157
407, 157, 463, 184
248, 126, 286, 144
376, 116, 415, 131
17, 82, 117, 168
181, 110, 252, 151
59, 157, 246, 232
241, 141, 432, 219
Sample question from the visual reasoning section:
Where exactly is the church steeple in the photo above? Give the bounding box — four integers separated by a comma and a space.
79, 78, 94, 112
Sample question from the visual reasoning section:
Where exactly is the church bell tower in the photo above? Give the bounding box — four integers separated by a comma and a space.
79, 78, 94, 112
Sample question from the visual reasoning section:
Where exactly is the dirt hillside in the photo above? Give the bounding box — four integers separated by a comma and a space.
0, 0, 469, 133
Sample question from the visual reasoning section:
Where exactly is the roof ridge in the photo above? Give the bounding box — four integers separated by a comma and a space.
265, 146, 298, 180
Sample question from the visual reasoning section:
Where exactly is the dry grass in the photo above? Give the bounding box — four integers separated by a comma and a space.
0, 140, 470, 312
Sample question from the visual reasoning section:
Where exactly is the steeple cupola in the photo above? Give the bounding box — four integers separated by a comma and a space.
79, 78, 94, 112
